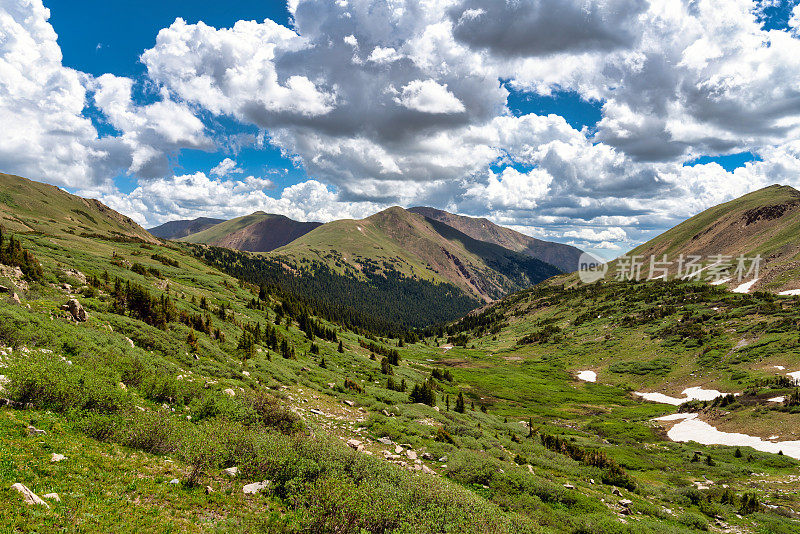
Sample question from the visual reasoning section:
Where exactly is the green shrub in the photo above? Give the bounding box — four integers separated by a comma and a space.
677, 512, 708, 531
608, 358, 674, 376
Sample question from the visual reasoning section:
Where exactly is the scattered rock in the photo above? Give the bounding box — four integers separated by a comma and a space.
118, 382, 127, 391
61, 299, 87, 321
0, 285, 8, 293
619, 499, 633, 507
223, 388, 236, 397
223, 467, 239, 478
242, 371, 250, 377
564, 484, 575, 490
43, 493, 61, 502
344, 400, 355, 407
125, 337, 135, 348
527, 465, 534, 474
10, 483, 49, 508
394, 445, 404, 454
405, 450, 418, 460
11, 293, 20, 305
421, 465, 434, 474
612, 488, 623, 496
300, 367, 310, 372
377, 437, 393, 445
169, 479, 180, 485
439, 456, 448, 463
327, 383, 335, 389
243, 481, 270, 495
309, 408, 324, 415
205, 486, 214, 494
421, 452, 433, 460
27, 425, 46, 436
433, 406, 440, 412
347, 439, 363, 450
50, 453, 66, 463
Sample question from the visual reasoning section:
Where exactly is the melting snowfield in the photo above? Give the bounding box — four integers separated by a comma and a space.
732, 278, 759, 293
576, 370, 597, 382
778, 289, 800, 296
635, 386, 735, 406
655, 413, 800, 460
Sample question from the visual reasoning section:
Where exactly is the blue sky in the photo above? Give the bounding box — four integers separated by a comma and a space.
3, 0, 800, 259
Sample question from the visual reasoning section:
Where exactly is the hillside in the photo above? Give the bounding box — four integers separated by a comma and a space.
270, 206, 561, 303
0, 173, 157, 243
619, 185, 800, 293
148, 217, 225, 240
2, 174, 799, 533
180, 212, 321, 252
409, 206, 586, 273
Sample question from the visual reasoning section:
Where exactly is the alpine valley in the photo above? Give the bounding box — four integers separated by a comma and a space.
2, 172, 800, 534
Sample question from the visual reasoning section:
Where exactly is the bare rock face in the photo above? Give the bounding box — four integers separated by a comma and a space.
243, 481, 270, 494
61, 299, 87, 322
11, 483, 50, 508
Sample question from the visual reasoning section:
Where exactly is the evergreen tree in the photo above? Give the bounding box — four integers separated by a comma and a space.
409, 381, 436, 406
455, 392, 465, 413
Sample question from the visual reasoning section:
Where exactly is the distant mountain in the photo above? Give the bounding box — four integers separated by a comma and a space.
408, 206, 586, 273
270, 206, 561, 303
148, 217, 225, 240
0, 173, 157, 243
180, 212, 322, 252
622, 184, 800, 293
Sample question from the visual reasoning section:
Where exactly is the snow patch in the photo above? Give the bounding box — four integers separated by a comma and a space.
577, 370, 596, 382
768, 396, 786, 403
635, 387, 735, 406
732, 278, 759, 293
778, 289, 800, 296
710, 278, 730, 286
657, 413, 800, 460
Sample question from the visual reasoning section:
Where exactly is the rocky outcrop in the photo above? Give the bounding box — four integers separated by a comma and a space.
61, 299, 87, 322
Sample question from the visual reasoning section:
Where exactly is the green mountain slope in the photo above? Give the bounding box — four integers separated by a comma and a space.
622, 184, 800, 292
408, 206, 587, 273
180, 212, 321, 252
270, 206, 561, 303
0, 173, 157, 243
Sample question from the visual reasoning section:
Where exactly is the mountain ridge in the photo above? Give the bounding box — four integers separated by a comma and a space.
269, 205, 562, 303
180, 212, 322, 252
0, 173, 157, 244
408, 206, 586, 273
619, 184, 800, 293
148, 217, 225, 240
